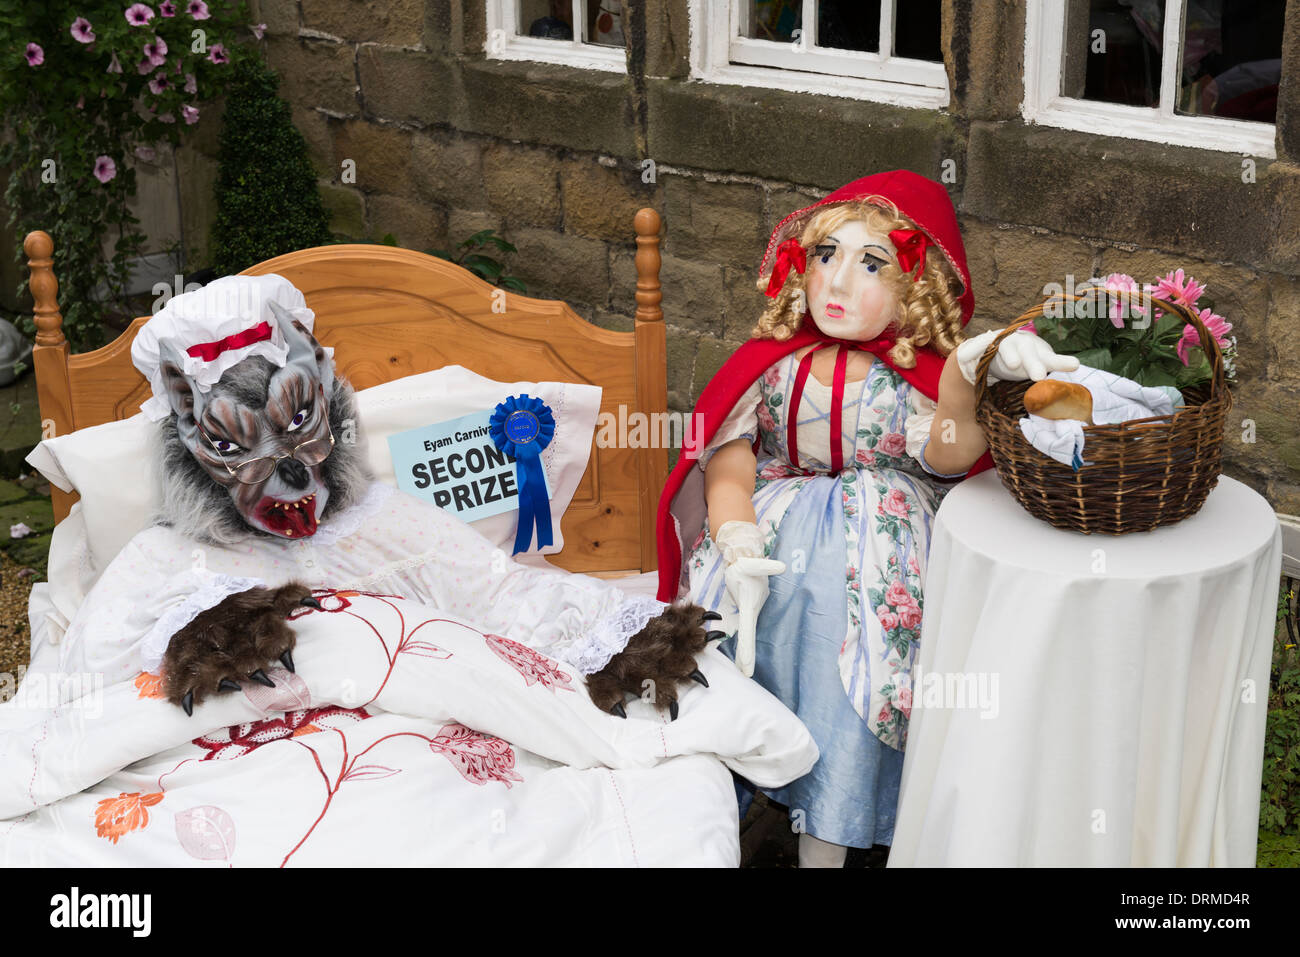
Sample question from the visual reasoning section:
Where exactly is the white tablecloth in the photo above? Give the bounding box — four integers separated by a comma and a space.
889, 471, 1282, 867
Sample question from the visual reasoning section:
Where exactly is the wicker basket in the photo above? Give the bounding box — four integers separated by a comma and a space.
972, 293, 1232, 535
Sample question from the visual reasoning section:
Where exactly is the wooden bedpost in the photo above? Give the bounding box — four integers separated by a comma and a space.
633, 208, 667, 573
25, 230, 78, 521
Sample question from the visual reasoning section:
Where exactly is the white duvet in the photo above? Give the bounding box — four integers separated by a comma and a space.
0, 485, 817, 867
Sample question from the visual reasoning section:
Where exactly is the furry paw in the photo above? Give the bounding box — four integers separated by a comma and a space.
161, 581, 321, 716
586, 603, 724, 720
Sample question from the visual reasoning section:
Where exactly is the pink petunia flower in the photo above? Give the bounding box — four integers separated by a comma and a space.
125, 3, 154, 26
25, 43, 43, 66
206, 42, 228, 64
1176, 308, 1232, 365
1153, 268, 1206, 309
71, 17, 96, 43
143, 35, 168, 66
188, 0, 210, 19
181, 103, 199, 124
1100, 273, 1145, 329
160, 0, 176, 15
93, 155, 117, 183
183, 72, 196, 93
107, 50, 123, 73
148, 73, 169, 94
251, 22, 267, 39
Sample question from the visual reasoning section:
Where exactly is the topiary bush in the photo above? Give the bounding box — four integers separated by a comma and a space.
210, 56, 330, 275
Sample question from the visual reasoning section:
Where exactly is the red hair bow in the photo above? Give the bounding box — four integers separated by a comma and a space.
889, 229, 930, 282
765, 238, 807, 298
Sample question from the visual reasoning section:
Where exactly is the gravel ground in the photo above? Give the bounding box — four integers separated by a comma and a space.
0, 552, 35, 698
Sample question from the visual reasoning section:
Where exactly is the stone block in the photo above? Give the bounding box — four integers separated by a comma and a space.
658, 252, 724, 338
357, 45, 455, 127
412, 133, 486, 210
266, 36, 358, 117
663, 175, 764, 269
665, 325, 699, 410
332, 119, 413, 195
366, 193, 445, 251
301, 0, 424, 44
508, 227, 611, 308
722, 266, 764, 341
319, 182, 365, 238
560, 157, 660, 243
481, 144, 563, 230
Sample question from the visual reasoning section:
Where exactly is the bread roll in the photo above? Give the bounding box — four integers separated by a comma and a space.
1023, 380, 1093, 424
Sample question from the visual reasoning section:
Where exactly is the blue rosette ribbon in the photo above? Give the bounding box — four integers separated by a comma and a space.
488, 394, 556, 554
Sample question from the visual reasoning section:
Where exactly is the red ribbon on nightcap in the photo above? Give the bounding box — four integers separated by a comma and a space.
185, 321, 274, 362
765, 238, 807, 298
888, 228, 929, 281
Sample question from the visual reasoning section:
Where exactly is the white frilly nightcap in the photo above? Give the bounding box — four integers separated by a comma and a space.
130, 273, 323, 422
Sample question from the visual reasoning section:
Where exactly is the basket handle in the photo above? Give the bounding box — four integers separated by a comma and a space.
971, 291, 1228, 410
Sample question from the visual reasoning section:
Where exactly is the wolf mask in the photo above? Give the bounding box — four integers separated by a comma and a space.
153, 300, 370, 544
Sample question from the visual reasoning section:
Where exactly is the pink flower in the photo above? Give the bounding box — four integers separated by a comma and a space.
898, 686, 913, 719
1101, 273, 1144, 328
125, 4, 154, 26
183, 72, 197, 93
1021, 320, 1037, 334
877, 432, 907, 457
206, 43, 228, 64
107, 50, 123, 73
71, 17, 95, 43
188, 0, 210, 20
160, 0, 177, 15
879, 487, 911, 520
907, 554, 920, 575
886, 579, 911, 607
251, 22, 267, 39
24, 43, 43, 66
143, 35, 168, 65
181, 103, 199, 124
1154, 268, 1206, 308
897, 602, 922, 630
93, 155, 117, 183
485, 634, 574, 692
428, 723, 524, 788
855, 448, 876, 466
756, 402, 777, 435
1176, 308, 1232, 365
878, 702, 893, 724
763, 364, 782, 386
148, 73, 169, 94
877, 608, 899, 632
75, 95, 85, 109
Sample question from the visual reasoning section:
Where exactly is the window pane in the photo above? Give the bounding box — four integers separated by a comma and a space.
586, 0, 627, 48
894, 0, 943, 62
818, 0, 880, 53
1061, 0, 1164, 107
520, 0, 573, 40
744, 0, 803, 42
1176, 0, 1284, 122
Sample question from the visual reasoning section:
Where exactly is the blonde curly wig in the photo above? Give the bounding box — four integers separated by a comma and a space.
753, 199, 966, 368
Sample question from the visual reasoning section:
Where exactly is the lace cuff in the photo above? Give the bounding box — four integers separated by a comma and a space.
140, 573, 267, 673
565, 594, 666, 675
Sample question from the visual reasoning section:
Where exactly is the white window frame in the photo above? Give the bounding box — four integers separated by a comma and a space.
485, 0, 627, 73
689, 0, 950, 109
1023, 0, 1277, 158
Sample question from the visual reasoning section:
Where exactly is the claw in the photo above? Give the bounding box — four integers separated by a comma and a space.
689, 668, 709, 687
702, 610, 723, 621
218, 678, 241, 692
280, 650, 295, 673
669, 699, 679, 721
249, 668, 275, 688
299, 595, 322, 610
610, 701, 627, 719
181, 690, 194, 716
705, 630, 726, 643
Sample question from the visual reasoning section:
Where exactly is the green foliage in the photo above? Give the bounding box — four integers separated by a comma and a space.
430, 229, 527, 294
1261, 577, 1300, 834
210, 56, 331, 275
0, 0, 254, 351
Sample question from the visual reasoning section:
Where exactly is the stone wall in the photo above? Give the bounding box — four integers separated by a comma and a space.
243, 0, 1300, 513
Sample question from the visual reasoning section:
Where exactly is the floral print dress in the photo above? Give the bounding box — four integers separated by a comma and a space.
686, 350, 966, 847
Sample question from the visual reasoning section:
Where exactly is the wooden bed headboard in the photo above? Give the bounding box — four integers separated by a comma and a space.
23, 210, 668, 577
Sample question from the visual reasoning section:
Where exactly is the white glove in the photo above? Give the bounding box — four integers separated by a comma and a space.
955, 329, 1080, 387
715, 520, 785, 678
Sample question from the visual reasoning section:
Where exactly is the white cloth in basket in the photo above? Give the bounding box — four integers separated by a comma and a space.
1018, 366, 1185, 470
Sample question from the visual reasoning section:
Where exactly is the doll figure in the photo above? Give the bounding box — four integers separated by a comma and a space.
655, 170, 1076, 867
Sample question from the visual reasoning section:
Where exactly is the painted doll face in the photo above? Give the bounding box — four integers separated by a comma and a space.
803, 219, 901, 341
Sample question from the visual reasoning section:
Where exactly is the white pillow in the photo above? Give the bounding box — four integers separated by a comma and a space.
27, 366, 601, 583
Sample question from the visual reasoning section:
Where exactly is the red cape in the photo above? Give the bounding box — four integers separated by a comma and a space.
654, 322, 995, 601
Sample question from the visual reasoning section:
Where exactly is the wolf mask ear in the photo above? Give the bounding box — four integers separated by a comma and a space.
158, 339, 206, 441
268, 300, 335, 395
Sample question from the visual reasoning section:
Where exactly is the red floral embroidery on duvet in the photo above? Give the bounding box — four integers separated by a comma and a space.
428, 723, 524, 788
194, 705, 371, 761
485, 634, 574, 692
